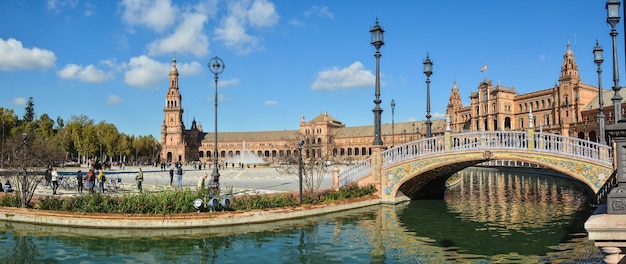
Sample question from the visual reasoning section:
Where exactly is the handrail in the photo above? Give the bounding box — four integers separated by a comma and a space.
338, 130, 614, 189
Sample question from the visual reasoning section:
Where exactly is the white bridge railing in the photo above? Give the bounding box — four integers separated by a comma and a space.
338, 130, 613, 187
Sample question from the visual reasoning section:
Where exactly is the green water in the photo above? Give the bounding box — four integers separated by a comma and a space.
0, 168, 605, 263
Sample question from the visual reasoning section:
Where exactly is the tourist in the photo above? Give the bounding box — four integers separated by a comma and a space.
169, 166, 174, 186
51, 168, 59, 195
176, 163, 184, 188
197, 173, 207, 190
76, 170, 84, 194
3, 180, 12, 192
97, 169, 106, 193
136, 168, 144, 193
44, 167, 52, 188
86, 168, 96, 193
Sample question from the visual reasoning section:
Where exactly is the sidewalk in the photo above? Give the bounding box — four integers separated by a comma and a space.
30, 165, 334, 197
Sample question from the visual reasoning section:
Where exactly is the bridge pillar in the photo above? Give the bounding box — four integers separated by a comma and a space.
586, 122, 626, 263
370, 145, 384, 198
527, 127, 535, 150
332, 167, 339, 191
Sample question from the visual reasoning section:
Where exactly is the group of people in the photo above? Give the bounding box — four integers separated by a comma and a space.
1, 179, 12, 193
39, 163, 219, 195
44, 167, 107, 194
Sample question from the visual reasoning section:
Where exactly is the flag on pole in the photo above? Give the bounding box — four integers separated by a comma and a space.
480, 64, 487, 72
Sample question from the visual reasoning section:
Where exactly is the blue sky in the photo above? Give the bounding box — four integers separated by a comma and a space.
0, 0, 620, 137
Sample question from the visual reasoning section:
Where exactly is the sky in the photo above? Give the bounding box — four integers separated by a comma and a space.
0, 0, 622, 138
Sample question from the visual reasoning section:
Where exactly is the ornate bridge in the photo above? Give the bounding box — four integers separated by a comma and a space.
338, 128, 614, 203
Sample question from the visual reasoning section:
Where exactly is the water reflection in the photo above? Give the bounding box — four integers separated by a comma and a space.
0, 168, 605, 263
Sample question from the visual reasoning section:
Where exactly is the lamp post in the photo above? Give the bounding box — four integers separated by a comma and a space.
594, 40, 607, 144
370, 18, 385, 145
423, 54, 433, 138
391, 100, 395, 147
208, 56, 225, 187
607, 0, 622, 122
21, 133, 27, 208
298, 140, 304, 204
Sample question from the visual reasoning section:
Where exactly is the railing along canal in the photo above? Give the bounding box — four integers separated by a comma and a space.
338, 130, 613, 188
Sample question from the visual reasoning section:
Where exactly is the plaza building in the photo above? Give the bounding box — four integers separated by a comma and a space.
446, 42, 626, 142
159, 58, 445, 165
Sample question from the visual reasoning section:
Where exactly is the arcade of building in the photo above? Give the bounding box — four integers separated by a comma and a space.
160, 43, 624, 165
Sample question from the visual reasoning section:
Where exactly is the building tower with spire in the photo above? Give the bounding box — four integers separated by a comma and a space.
161, 58, 187, 163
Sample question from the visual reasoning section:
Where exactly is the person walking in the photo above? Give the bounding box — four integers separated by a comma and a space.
86, 168, 96, 193
136, 168, 144, 193
176, 163, 184, 188
76, 170, 84, 194
51, 168, 59, 195
44, 167, 52, 189
169, 166, 174, 186
97, 170, 106, 193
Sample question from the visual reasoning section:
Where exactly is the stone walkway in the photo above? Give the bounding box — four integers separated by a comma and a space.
16, 165, 335, 198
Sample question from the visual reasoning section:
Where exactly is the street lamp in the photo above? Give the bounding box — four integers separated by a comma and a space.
423, 53, 433, 138
607, 0, 622, 122
208, 56, 225, 187
391, 100, 395, 148
594, 40, 607, 144
298, 140, 304, 204
21, 133, 27, 208
370, 18, 385, 145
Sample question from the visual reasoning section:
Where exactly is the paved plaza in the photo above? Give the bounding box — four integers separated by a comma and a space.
24, 165, 335, 197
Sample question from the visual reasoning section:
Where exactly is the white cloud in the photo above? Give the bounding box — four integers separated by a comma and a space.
311, 61, 374, 90
263, 100, 277, 106
248, 0, 279, 27
147, 12, 209, 57
47, 0, 78, 12
214, 0, 278, 55
304, 6, 333, 20
432, 112, 446, 119
219, 78, 240, 87
107, 94, 123, 105
124, 56, 202, 88
120, 0, 177, 33
13, 97, 27, 106
57, 64, 113, 83
0, 38, 56, 71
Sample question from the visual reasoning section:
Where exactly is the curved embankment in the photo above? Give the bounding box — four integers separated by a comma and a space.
0, 196, 391, 231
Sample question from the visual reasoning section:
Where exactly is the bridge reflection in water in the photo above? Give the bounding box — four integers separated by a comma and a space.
0, 168, 604, 263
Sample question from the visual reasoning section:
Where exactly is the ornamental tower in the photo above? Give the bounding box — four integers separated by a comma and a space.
161, 58, 186, 162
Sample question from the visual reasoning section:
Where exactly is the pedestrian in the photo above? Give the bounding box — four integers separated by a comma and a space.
51, 168, 59, 195
86, 168, 96, 193
176, 163, 184, 188
197, 173, 207, 190
76, 170, 84, 194
97, 169, 106, 193
136, 167, 144, 193
169, 166, 174, 186
44, 167, 52, 188
3, 180, 12, 192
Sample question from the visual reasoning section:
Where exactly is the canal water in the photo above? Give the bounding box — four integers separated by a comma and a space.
0, 168, 605, 263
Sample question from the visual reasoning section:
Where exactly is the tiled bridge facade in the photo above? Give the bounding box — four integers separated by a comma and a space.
338, 128, 614, 203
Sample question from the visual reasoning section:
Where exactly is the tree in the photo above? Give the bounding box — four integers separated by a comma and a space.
5, 132, 63, 207
23, 97, 35, 122
275, 133, 335, 198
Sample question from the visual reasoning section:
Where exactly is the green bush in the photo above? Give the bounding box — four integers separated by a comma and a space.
22, 184, 377, 214
0, 193, 22, 207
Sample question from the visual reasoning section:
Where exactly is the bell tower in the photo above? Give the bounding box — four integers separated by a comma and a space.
161, 58, 186, 162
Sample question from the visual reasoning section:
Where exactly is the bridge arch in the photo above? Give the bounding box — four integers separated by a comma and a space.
381, 149, 612, 200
